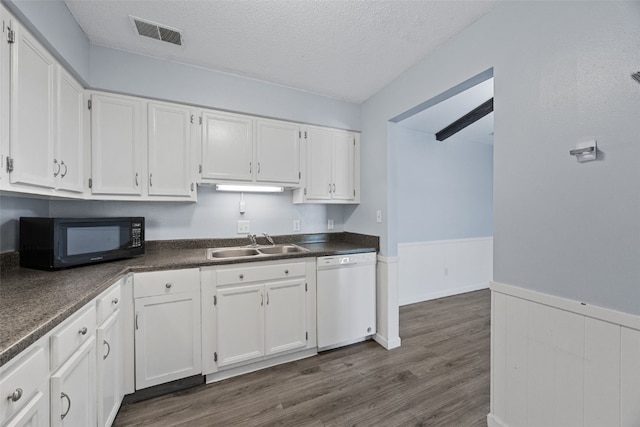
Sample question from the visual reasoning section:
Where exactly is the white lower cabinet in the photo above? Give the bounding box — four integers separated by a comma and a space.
133, 269, 201, 390
96, 312, 121, 427
50, 337, 96, 426
202, 259, 316, 377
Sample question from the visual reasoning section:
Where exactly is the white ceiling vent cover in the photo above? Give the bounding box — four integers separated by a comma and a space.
129, 16, 183, 46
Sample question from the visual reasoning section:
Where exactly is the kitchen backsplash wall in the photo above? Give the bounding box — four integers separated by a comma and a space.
0, 190, 345, 253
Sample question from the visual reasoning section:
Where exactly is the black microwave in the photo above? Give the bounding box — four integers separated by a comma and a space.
19, 217, 145, 270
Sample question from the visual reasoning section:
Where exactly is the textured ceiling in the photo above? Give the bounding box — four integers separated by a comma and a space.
64, 0, 498, 103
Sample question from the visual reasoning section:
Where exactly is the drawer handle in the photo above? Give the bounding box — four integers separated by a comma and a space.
103, 339, 111, 360
239, 274, 244, 280
7, 388, 22, 402
78, 327, 88, 335
165, 283, 172, 289
60, 392, 71, 420
112, 297, 119, 305
284, 269, 289, 274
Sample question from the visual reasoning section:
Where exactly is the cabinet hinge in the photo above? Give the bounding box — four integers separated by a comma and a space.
353, 138, 356, 145
354, 189, 356, 197
199, 116, 202, 125
213, 295, 217, 306
7, 28, 15, 44
214, 352, 218, 362
199, 164, 202, 174
306, 332, 308, 341
191, 182, 195, 192
304, 131, 307, 139
88, 99, 92, 110
304, 188, 307, 196
190, 115, 194, 124
5, 157, 13, 173
88, 178, 93, 188
299, 130, 301, 138
298, 171, 301, 179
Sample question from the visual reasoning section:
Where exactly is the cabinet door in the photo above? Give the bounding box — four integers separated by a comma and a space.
3, 391, 48, 427
305, 127, 333, 200
255, 119, 300, 184
90, 94, 143, 195
96, 311, 122, 427
50, 336, 96, 427
9, 19, 56, 188
264, 279, 307, 356
332, 131, 356, 201
148, 102, 193, 197
55, 68, 84, 193
134, 292, 201, 390
216, 284, 264, 367
201, 111, 253, 182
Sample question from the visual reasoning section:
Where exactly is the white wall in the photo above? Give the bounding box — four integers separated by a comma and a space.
0, 195, 49, 252
354, 1, 640, 316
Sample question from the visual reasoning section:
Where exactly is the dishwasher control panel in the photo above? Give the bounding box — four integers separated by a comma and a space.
317, 252, 377, 268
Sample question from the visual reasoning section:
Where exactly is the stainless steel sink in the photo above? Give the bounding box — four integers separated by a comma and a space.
258, 244, 308, 255
206, 247, 261, 259
206, 244, 309, 260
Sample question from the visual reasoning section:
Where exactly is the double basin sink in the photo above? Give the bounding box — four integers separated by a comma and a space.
206, 244, 310, 260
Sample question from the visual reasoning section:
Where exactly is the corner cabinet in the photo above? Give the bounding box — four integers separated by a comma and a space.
201, 259, 317, 379
133, 269, 201, 390
199, 112, 302, 187
293, 126, 360, 204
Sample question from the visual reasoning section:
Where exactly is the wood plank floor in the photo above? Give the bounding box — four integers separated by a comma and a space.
114, 289, 490, 427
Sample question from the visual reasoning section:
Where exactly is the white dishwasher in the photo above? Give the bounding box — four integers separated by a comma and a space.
316, 252, 377, 351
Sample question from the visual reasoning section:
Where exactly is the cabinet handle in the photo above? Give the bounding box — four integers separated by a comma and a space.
53, 159, 60, 177
249, 162, 252, 174
7, 388, 22, 402
60, 161, 67, 178
78, 327, 88, 335
258, 162, 261, 174
149, 173, 153, 187
332, 183, 336, 193
60, 392, 71, 420
261, 293, 264, 306
135, 173, 139, 186
103, 339, 111, 360
328, 183, 332, 194
135, 313, 139, 330
165, 283, 172, 289
266, 292, 269, 305
112, 297, 119, 305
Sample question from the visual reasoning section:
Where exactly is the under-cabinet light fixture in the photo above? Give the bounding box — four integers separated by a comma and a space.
215, 184, 284, 193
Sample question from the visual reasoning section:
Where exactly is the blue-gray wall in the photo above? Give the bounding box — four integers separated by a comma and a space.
393, 124, 493, 243
352, 1, 640, 315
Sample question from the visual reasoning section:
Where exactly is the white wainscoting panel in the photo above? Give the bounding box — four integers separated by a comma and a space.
374, 255, 401, 350
489, 282, 640, 427
398, 237, 492, 306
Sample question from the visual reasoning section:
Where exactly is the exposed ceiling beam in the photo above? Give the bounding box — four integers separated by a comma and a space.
435, 98, 494, 141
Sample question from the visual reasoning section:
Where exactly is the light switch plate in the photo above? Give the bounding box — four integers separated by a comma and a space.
293, 219, 301, 231
237, 220, 250, 234
376, 210, 382, 223
328, 219, 334, 230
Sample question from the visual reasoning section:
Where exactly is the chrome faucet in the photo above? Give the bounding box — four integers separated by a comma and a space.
263, 233, 275, 246
248, 234, 257, 246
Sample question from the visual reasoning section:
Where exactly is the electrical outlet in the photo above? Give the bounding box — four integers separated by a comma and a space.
376, 210, 382, 223
327, 219, 334, 230
293, 219, 301, 231
237, 220, 250, 234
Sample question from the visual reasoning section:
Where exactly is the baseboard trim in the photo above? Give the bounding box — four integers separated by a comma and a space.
400, 282, 489, 306
487, 414, 507, 427
374, 333, 401, 350
491, 281, 640, 331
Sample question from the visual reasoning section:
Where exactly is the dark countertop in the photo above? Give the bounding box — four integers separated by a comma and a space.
0, 232, 378, 367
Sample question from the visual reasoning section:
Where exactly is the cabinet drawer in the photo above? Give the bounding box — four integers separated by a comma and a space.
50, 303, 96, 370
96, 280, 123, 324
0, 346, 47, 422
216, 262, 306, 286
134, 268, 199, 298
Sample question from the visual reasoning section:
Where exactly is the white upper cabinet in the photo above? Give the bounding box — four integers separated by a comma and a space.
148, 102, 194, 198
294, 126, 360, 204
201, 110, 254, 182
8, 17, 56, 189
255, 119, 301, 185
90, 93, 144, 196
200, 112, 302, 187
55, 69, 84, 193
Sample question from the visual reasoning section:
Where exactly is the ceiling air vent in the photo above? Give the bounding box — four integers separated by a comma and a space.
130, 16, 182, 46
